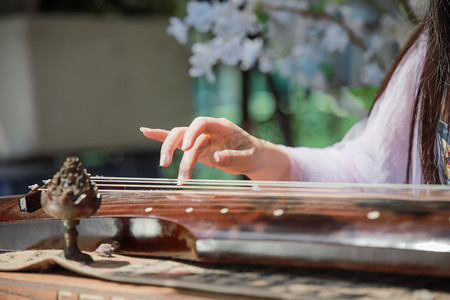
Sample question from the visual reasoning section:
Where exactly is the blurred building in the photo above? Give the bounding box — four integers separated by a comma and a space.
0, 0, 193, 195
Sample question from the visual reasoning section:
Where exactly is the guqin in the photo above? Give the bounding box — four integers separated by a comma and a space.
1, 176, 449, 277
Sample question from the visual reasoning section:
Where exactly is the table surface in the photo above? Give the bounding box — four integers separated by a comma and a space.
2, 268, 450, 300
0, 270, 259, 300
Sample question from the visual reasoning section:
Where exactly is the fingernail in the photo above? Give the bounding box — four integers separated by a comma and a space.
177, 171, 189, 185
178, 171, 188, 180
182, 133, 191, 150
139, 127, 147, 133
214, 151, 221, 163
160, 153, 169, 166
181, 139, 189, 150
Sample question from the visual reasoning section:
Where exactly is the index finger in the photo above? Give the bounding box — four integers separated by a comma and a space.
181, 117, 236, 151
140, 127, 170, 143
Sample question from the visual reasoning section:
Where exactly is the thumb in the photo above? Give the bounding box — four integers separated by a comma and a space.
214, 149, 253, 169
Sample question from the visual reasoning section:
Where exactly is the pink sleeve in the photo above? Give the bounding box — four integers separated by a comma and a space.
280, 35, 426, 184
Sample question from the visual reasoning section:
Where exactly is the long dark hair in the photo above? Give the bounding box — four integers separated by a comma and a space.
370, 0, 450, 184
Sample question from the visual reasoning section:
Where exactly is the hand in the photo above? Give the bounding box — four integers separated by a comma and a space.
140, 117, 291, 181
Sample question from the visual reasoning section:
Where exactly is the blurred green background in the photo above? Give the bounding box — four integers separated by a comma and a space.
0, 0, 416, 194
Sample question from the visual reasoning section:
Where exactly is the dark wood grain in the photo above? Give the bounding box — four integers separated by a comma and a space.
1, 184, 450, 276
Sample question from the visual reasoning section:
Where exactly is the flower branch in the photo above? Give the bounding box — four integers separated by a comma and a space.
259, 3, 387, 71
167, 0, 415, 88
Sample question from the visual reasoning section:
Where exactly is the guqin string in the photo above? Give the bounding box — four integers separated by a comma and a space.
78, 176, 450, 201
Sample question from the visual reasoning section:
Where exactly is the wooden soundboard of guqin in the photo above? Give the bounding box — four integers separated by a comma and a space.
1, 177, 449, 277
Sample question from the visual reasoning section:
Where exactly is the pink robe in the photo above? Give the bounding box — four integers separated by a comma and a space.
279, 34, 426, 184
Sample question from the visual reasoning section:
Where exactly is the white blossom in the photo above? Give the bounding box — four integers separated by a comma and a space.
230, 0, 245, 7
291, 44, 304, 57
212, 2, 260, 40
270, 10, 295, 26
262, 0, 308, 11
167, 0, 406, 89
189, 42, 219, 83
212, 36, 242, 66
258, 51, 274, 73
325, 3, 340, 15
278, 57, 305, 81
241, 38, 263, 71
362, 62, 385, 85
309, 72, 327, 91
364, 34, 386, 61
166, 17, 188, 45
184, 1, 213, 33
323, 24, 349, 53
340, 5, 365, 38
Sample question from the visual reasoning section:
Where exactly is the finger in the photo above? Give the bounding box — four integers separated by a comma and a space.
182, 117, 236, 151
178, 134, 211, 181
160, 127, 187, 167
140, 127, 169, 142
213, 149, 254, 173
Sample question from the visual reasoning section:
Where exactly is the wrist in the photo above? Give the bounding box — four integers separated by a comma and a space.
245, 140, 291, 181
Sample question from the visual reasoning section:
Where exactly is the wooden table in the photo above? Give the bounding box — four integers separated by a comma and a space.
2, 265, 450, 300
0, 270, 258, 300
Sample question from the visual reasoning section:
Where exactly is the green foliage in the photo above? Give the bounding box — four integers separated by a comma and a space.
287, 86, 376, 148
308, 2, 326, 14
321, 64, 334, 82
249, 91, 277, 122
346, 86, 378, 111
291, 91, 336, 147
254, 1, 270, 25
